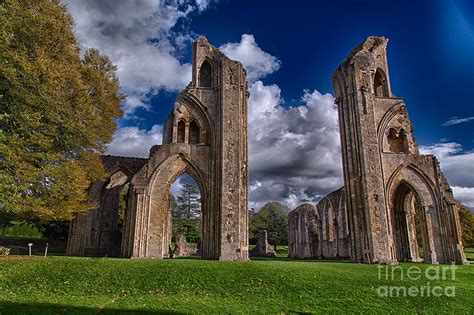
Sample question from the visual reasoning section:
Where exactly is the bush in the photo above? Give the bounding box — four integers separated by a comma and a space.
0, 246, 10, 256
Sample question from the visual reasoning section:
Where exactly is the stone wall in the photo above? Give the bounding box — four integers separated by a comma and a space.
288, 188, 350, 259
67, 156, 147, 257
332, 36, 466, 264
250, 230, 276, 257
68, 37, 249, 261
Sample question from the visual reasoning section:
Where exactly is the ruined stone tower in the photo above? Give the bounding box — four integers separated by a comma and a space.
332, 36, 466, 264
68, 36, 249, 261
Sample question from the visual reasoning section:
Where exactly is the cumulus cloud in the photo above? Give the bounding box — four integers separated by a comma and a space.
220, 34, 341, 209
63, 0, 213, 115
94, 29, 341, 210
170, 173, 202, 198
106, 124, 163, 158
248, 81, 343, 210
219, 34, 281, 82
170, 176, 184, 196
420, 142, 474, 207
442, 116, 474, 126
451, 187, 474, 208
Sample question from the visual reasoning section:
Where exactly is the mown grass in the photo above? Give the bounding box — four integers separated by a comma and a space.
0, 252, 472, 314
465, 248, 474, 261
248, 244, 288, 257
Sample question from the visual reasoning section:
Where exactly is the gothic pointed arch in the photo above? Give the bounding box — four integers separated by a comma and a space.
189, 120, 200, 144
199, 59, 212, 88
374, 68, 389, 97
332, 36, 466, 264
386, 163, 442, 263
168, 93, 213, 146
143, 153, 209, 259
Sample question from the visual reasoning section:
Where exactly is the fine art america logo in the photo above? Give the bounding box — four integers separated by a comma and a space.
377, 265, 458, 297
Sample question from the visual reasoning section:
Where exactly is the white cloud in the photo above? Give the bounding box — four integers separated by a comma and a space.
419, 142, 462, 159
248, 81, 343, 210
451, 187, 474, 208
420, 142, 474, 187
170, 173, 202, 197
219, 34, 281, 82
442, 116, 474, 126
96, 30, 341, 210
195, 0, 214, 11
170, 176, 184, 196
106, 124, 163, 158
63, 0, 212, 115
420, 142, 474, 207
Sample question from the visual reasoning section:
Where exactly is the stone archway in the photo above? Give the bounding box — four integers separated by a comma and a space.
119, 36, 249, 261
391, 181, 426, 262
387, 165, 441, 264
73, 37, 250, 262
146, 154, 210, 259
67, 156, 147, 257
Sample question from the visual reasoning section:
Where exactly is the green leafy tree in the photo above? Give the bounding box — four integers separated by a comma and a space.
459, 204, 474, 248
0, 0, 122, 221
171, 183, 201, 243
249, 202, 288, 250
0, 212, 14, 236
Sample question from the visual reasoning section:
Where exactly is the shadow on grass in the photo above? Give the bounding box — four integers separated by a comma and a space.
0, 301, 181, 314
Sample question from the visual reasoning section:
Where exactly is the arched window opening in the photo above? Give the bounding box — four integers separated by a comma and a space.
399, 130, 410, 153
199, 60, 212, 88
387, 128, 409, 154
374, 68, 389, 97
168, 173, 202, 258
189, 120, 200, 144
392, 182, 425, 262
177, 120, 185, 143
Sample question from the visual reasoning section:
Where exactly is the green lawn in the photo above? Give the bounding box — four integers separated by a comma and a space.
465, 248, 474, 261
0, 254, 473, 314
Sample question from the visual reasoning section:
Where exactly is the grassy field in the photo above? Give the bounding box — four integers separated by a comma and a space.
465, 248, 474, 261
0, 253, 473, 314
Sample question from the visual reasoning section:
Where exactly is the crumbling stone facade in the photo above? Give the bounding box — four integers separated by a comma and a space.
69, 35, 466, 265
67, 156, 146, 257
332, 36, 466, 264
250, 230, 277, 258
289, 37, 466, 265
67, 37, 249, 261
174, 234, 199, 257
288, 188, 350, 259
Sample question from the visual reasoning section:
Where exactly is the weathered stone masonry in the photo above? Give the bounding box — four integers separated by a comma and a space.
68, 37, 249, 261
288, 188, 350, 259
68, 36, 466, 265
289, 36, 466, 264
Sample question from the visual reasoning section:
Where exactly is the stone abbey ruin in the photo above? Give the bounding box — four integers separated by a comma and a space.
67, 36, 467, 264
289, 36, 466, 264
68, 36, 249, 261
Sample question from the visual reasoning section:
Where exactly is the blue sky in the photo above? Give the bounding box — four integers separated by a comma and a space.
64, 0, 474, 209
